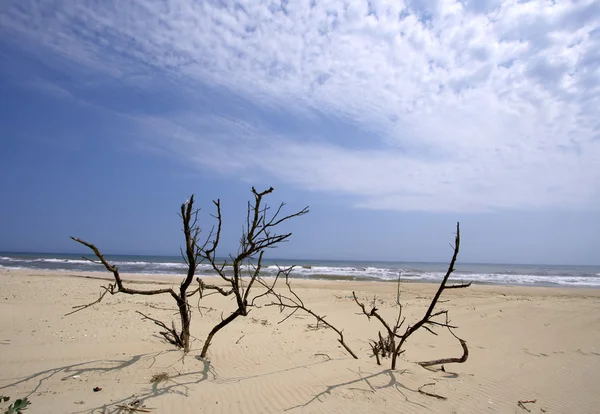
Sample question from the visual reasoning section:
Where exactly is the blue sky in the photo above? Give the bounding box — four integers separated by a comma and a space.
0, 0, 599, 265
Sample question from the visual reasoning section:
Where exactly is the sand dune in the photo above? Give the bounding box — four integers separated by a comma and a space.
1, 269, 599, 413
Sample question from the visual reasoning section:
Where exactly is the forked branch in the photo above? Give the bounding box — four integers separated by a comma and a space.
197, 187, 309, 358
352, 288, 404, 365
65, 286, 111, 316
71, 238, 179, 300
353, 222, 471, 369
135, 310, 184, 349
69, 195, 204, 353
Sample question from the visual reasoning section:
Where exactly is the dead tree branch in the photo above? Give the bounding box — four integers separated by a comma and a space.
194, 278, 234, 298
69, 195, 205, 353
70, 237, 179, 300
352, 284, 404, 365
418, 338, 468, 367
65, 286, 111, 316
517, 399, 537, 412
417, 313, 469, 368
353, 222, 471, 369
197, 187, 309, 358
392, 222, 470, 369
135, 310, 184, 349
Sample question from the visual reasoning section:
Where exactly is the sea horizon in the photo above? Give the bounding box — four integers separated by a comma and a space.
2, 251, 599, 288
2, 250, 599, 268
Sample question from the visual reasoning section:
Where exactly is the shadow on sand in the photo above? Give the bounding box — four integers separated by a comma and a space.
285, 368, 430, 411
0, 350, 214, 414
1, 351, 458, 412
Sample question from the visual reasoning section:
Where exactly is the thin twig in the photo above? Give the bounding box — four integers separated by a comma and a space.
517, 399, 537, 412
351, 222, 471, 370
260, 269, 358, 359
199, 188, 309, 357
136, 310, 183, 349
65, 286, 110, 316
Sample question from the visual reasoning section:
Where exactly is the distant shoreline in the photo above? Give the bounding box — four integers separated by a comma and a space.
2, 268, 600, 290
2, 252, 600, 288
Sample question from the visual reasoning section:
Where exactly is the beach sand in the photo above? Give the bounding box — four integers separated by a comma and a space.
1, 269, 599, 413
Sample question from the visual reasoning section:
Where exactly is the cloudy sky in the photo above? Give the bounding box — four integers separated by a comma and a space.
1, 0, 599, 264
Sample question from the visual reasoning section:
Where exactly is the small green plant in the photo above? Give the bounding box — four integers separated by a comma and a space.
1, 396, 31, 414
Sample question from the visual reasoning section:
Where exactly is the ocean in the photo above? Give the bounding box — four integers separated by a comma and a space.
1, 252, 599, 288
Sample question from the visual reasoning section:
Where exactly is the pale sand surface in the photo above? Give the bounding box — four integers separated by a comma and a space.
1, 269, 600, 413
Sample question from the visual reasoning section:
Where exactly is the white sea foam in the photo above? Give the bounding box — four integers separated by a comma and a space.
1, 255, 599, 287
0, 264, 25, 270
113, 261, 188, 268
262, 264, 401, 280
33, 258, 91, 265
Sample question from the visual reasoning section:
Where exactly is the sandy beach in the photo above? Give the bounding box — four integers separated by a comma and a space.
1, 269, 600, 413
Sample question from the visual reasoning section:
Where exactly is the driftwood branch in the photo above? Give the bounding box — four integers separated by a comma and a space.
135, 310, 184, 349
195, 277, 234, 298
517, 399, 537, 412
418, 337, 469, 367
353, 291, 401, 364
200, 310, 243, 357
65, 286, 111, 316
197, 187, 309, 358
352, 274, 405, 365
353, 222, 471, 369
70, 195, 204, 353
392, 222, 470, 369
70, 238, 179, 300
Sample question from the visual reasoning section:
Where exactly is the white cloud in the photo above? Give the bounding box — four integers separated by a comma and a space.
1, 0, 599, 211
